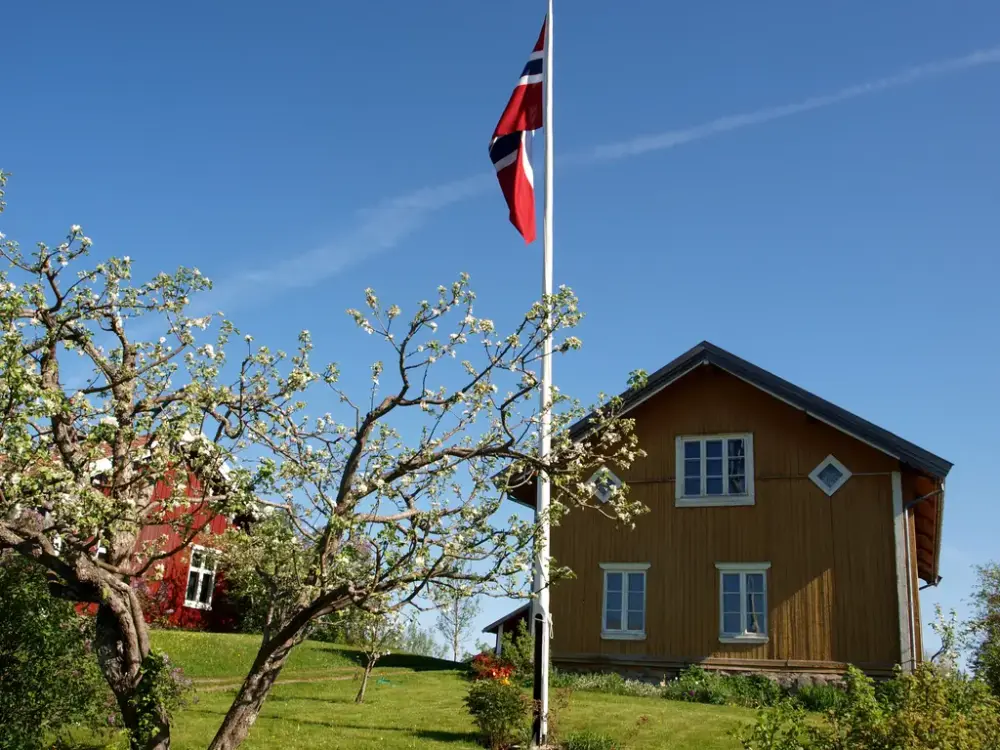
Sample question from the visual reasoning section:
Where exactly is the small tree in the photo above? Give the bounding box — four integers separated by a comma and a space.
347, 605, 404, 703
210, 275, 646, 749
435, 582, 481, 662
969, 561, 1000, 696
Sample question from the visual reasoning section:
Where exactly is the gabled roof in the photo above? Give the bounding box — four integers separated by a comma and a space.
482, 603, 530, 635
569, 341, 952, 480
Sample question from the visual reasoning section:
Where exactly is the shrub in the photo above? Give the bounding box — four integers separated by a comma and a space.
497, 619, 534, 679
464, 678, 532, 750
661, 666, 732, 705
550, 669, 661, 698
561, 730, 621, 750
739, 664, 1000, 750
737, 699, 812, 750
969, 561, 1000, 697
0, 555, 114, 750
726, 673, 785, 709
471, 653, 515, 682
793, 684, 846, 713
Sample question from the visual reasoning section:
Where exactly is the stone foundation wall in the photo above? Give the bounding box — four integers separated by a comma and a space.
554, 661, 853, 691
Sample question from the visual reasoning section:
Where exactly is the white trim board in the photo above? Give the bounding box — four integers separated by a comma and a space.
892, 471, 914, 671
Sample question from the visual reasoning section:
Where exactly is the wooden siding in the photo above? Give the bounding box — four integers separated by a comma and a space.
551, 365, 903, 671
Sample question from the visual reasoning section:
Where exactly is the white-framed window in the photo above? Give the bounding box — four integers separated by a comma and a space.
600, 563, 649, 640
675, 434, 755, 506
809, 455, 852, 496
716, 562, 770, 643
184, 546, 219, 610
587, 467, 623, 504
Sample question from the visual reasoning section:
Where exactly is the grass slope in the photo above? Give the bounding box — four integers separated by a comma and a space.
147, 630, 751, 749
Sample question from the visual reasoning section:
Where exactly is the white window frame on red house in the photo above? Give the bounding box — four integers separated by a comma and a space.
675, 433, 755, 507
184, 545, 219, 610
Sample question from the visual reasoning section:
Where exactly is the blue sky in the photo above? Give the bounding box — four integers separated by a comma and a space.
3, 1, 999, 656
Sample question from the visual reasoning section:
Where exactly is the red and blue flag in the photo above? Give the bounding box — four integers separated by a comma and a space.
490, 20, 546, 243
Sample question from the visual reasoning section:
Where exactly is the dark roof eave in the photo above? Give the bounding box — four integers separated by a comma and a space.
566, 341, 953, 480
482, 603, 531, 634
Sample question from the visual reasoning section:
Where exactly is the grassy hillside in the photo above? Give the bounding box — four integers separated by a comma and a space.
143, 630, 751, 749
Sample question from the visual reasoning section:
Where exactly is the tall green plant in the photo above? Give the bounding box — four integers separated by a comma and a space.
0, 555, 112, 750
969, 561, 1000, 696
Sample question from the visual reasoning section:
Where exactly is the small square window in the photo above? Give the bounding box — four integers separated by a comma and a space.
809, 455, 852, 496
588, 467, 623, 504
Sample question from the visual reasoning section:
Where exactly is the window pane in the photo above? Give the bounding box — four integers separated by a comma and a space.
723, 593, 741, 614
191, 550, 203, 569
728, 439, 745, 457
186, 571, 199, 602
746, 573, 764, 593
729, 476, 746, 494
684, 458, 701, 478
751, 593, 766, 615
628, 592, 644, 611
198, 573, 214, 604
728, 457, 745, 476
627, 610, 644, 632
627, 573, 644, 593
606, 591, 622, 613
684, 477, 701, 496
706, 440, 723, 458
684, 441, 701, 459
706, 477, 723, 495
605, 609, 622, 631
747, 608, 765, 634
606, 572, 622, 592
706, 458, 723, 477
723, 612, 742, 634
722, 573, 740, 594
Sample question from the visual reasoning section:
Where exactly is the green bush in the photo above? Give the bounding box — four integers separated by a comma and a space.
0, 554, 114, 750
739, 664, 1000, 750
550, 669, 661, 698
793, 684, 846, 713
561, 730, 621, 750
737, 699, 812, 750
661, 666, 730, 705
464, 678, 532, 750
726, 673, 785, 709
969, 562, 1000, 697
497, 619, 535, 680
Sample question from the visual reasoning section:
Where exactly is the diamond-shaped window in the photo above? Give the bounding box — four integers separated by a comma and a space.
809, 455, 852, 496
589, 467, 623, 503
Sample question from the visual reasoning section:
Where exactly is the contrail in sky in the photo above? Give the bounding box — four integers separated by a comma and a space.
213, 44, 1000, 305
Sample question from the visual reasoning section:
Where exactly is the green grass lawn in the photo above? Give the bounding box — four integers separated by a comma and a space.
144, 631, 752, 749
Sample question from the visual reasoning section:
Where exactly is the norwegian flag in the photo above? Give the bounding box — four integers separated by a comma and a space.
489, 20, 546, 243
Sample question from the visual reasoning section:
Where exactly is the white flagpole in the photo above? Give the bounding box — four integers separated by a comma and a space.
532, 0, 554, 746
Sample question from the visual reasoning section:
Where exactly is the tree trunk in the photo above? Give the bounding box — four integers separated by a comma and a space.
355, 660, 375, 704
207, 632, 300, 750
452, 599, 460, 662
95, 599, 171, 750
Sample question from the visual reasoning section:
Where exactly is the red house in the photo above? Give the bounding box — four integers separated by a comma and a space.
77, 452, 243, 631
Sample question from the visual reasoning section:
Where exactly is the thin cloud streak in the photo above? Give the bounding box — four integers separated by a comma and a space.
582, 46, 1000, 162
216, 45, 1000, 303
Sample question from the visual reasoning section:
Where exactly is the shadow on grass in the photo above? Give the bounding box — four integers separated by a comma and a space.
338, 649, 463, 672
182, 708, 479, 744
